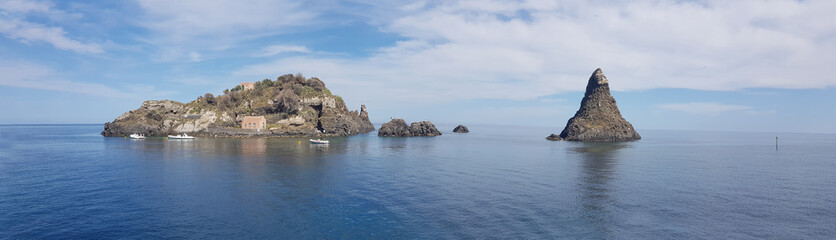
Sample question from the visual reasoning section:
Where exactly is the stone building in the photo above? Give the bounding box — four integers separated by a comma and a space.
241, 116, 266, 129
240, 82, 255, 91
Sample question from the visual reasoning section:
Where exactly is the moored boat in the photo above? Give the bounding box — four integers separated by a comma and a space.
309, 139, 329, 144
167, 134, 194, 139
129, 133, 146, 139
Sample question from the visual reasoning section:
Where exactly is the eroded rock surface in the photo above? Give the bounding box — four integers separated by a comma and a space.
378, 119, 441, 137
548, 68, 640, 142
453, 125, 469, 133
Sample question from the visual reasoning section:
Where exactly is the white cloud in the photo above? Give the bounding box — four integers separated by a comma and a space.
0, 61, 170, 99
132, 0, 322, 62
658, 102, 752, 116
0, 0, 51, 13
254, 45, 310, 57
233, 0, 836, 109
0, 19, 103, 53
136, 0, 315, 39
0, 0, 102, 53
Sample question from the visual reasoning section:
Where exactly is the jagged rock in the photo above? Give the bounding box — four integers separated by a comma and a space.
409, 121, 442, 136
102, 75, 374, 137
378, 119, 441, 137
378, 119, 411, 137
319, 100, 375, 135
453, 125, 469, 133
101, 100, 186, 136
548, 68, 641, 142
359, 105, 370, 122
546, 134, 560, 141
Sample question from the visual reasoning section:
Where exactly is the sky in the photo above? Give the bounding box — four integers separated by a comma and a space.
1, 0, 835, 133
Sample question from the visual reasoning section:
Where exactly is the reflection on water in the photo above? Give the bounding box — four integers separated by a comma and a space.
4, 125, 836, 239
570, 143, 630, 237
241, 138, 266, 155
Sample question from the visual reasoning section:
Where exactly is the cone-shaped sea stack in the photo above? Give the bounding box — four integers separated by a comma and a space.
548, 68, 640, 141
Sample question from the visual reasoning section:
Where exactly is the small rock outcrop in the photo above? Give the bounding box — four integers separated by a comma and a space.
378, 119, 442, 137
548, 68, 640, 142
409, 121, 442, 136
453, 125, 469, 133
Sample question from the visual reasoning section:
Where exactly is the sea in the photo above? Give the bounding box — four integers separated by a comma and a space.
0, 124, 834, 239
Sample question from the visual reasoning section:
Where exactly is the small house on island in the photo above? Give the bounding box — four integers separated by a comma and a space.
242, 116, 267, 130
240, 82, 255, 91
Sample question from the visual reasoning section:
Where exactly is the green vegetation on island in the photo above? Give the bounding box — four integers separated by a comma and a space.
102, 73, 374, 137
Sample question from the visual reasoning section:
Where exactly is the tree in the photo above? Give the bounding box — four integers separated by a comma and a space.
204, 93, 215, 104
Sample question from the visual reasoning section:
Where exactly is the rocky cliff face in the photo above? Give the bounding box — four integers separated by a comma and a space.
102, 74, 374, 137
548, 68, 640, 142
378, 119, 441, 137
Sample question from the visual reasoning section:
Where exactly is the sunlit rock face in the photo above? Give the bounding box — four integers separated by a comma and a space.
548, 68, 640, 142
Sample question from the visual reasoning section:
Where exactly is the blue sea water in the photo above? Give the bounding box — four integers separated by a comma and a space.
0, 124, 834, 239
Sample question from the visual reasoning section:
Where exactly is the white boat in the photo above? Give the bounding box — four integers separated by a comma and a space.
168, 134, 194, 139
129, 133, 146, 139
309, 139, 329, 144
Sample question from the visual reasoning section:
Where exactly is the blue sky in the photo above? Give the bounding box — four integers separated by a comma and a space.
1, 0, 835, 133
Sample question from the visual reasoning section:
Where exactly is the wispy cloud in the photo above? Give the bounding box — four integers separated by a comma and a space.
254, 45, 310, 57
0, 19, 103, 53
0, 61, 174, 99
0, 0, 102, 53
136, 0, 316, 42
134, 0, 319, 61
0, 0, 51, 13
658, 102, 752, 116
232, 0, 836, 109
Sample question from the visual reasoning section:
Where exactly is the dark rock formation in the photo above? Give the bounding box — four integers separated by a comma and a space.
378, 119, 411, 137
318, 101, 375, 136
378, 119, 442, 137
102, 75, 374, 137
409, 121, 442, 136
548, 68, 640, 142
453, 125, 469, 133
101, 100, 186, 137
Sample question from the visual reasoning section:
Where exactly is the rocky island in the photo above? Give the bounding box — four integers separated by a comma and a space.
102, 74, 374, 137
378, 119, 442, 137
547, 68, 640, 142
453, 125, 469, 133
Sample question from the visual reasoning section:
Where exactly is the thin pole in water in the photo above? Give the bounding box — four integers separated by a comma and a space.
776, 136, 778, 150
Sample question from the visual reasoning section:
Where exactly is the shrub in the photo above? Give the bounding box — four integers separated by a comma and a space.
292, 72, 306, 85
306, 77, 326, 90
204, 93, 215, 104
261, 78, 274, 88
277, 74, 294, 83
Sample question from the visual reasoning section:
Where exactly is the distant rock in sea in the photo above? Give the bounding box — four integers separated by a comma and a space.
379, 119, 442, 137
548, 68, 640, 142
453, 125, 469, 133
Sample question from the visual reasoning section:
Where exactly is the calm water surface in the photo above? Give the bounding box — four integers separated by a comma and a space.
1, 124, 834, 239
